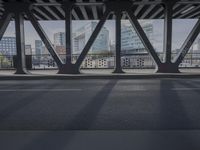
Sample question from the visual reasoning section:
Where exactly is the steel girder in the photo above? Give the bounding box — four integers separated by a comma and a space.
26, 10, 63, 69
174, 19, 200, 65
0, 1, 200, 74
0, 11, 13, 41
14, 12, 29, 74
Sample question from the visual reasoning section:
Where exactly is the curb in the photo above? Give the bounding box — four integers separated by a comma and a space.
0, 74, 200, 80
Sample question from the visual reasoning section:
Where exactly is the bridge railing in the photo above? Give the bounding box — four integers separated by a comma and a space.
0, 52, 200, 70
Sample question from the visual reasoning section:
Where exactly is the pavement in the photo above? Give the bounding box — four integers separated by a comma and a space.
1, 75, 200, 149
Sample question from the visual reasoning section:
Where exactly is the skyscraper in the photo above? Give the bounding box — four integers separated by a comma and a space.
121, 20, 154, 54
54, 32, 65, 46
73, 22, 110, 54
35, 40, 43, 57
0, 37, 16, 56
25, 45, 32, 55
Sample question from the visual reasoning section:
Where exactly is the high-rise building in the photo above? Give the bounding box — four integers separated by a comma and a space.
35, 40, 43, 57
73, 22, 110, 54
121, 20, 154, 54
54, 32, 65, 46
0, 37, 16, 56
25, 45, 32, 55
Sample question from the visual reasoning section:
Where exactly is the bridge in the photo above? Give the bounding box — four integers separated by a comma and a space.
1, 0, 200, 74
1, 1, 200, 150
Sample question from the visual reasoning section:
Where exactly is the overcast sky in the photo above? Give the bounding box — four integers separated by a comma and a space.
3, 19, 198, 52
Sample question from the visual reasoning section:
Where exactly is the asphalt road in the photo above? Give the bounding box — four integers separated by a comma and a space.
0, 79, 200, 130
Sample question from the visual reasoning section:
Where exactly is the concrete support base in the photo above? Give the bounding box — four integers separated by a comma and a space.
113, 68, 125, 74
15, 69, 30, 75
156, 63, 180, 73
57, 64, 80, 74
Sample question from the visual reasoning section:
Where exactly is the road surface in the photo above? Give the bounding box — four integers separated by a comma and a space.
0, 79, 200, 130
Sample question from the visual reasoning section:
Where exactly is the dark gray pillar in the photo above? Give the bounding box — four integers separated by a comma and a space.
58, 3, 80, 74
113, 10, 124, 73
156, 1, 180, 73
163, 1, 173, 63
14, 13, 29, 74
65, 7, 72, 65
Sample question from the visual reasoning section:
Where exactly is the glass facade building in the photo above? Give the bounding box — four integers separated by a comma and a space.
73, 22, 109, 54
0, 37, 16, 56
121, 20, 154, 54
54, 32, 65, 47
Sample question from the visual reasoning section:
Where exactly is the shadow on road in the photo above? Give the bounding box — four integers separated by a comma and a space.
0, 81, 61, 128
65, 79, 118, 129
145, 79, 198, 150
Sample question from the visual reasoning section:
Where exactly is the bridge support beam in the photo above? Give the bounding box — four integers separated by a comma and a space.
156, 63, 180, 73
75, 9, 111, 69
174, 19, 200, 68
58, 2, 80, 74
113, 10, 124, 73
26, 9, 64, 72
156, 1, 180, 73
126, 8, 162, 69
14, 12, 29, 74
0, 11, 13, 41
157, 1, 180, 73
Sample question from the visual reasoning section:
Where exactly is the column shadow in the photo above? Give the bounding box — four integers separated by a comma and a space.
146, 79, 199, 150
0, 82, 61, 129
64, 79, 118, 129
18, 80, 118, 150
158, 79, 192, 129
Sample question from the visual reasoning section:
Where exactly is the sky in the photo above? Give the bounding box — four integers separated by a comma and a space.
3, 19, 199, 52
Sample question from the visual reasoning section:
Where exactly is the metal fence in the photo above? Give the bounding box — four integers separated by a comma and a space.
1, 53, 200, 70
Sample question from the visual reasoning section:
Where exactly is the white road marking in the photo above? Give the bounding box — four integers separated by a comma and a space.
0, 89, 83, 92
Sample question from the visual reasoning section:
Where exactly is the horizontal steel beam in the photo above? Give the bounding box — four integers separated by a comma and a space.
0, 0, 198, 7
33, 2, 104, 6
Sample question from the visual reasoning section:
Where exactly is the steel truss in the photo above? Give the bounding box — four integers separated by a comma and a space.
0, 1, 200, 74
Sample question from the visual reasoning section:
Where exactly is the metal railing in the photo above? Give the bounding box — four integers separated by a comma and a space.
1, 52, 200, 70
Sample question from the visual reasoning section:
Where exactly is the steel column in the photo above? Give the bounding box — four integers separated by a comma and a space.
14, 12, 29, 74
126, 9, 162, 67
0, 11, 13, 41
113, 10, 124, 73
163, 1, 173, 63
57, 3, 80, 74
154, 1, 180, 73
75, 9, 111, 68
64, 4, 73, 64
174, 19, 200, 65
26, 10, 63, 69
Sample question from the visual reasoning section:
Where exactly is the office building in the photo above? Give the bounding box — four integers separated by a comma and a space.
35, 40, 43, 57
73, 22, 109, 54
0, 37, 16, 56
121, 20, 154, 54
54, 32, 65, 46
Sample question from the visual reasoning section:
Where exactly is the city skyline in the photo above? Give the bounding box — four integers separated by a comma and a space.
2, 19, 200, 53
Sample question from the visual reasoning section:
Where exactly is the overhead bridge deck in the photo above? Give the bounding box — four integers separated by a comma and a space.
1, 0, 200, 20
0, 0, 200, 75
